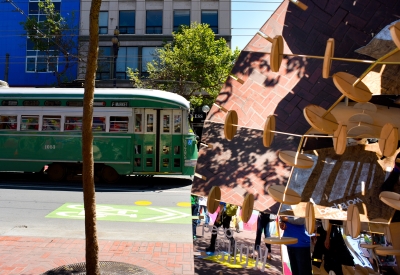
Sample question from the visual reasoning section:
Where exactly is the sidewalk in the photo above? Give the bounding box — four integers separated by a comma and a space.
193, 223, 283, 275
0, 236, 194, 275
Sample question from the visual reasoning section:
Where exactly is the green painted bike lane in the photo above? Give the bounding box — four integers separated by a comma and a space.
46, 203, 192, 224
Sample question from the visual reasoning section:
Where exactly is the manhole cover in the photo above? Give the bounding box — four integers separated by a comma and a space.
41, 261, 155, 275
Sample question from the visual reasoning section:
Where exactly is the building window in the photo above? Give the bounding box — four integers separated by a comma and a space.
99, 11, 108, 34
26, 0, 60, 72
26, 38, 58, 72
28, 0, 61, 22
119, 11, 135, 34
201, 10, 218, 33
173, 10, 190, 32
146, 10, 162, 34
142, 47, 158, 75
117, 47, 139, 79
96, 46, 111, 80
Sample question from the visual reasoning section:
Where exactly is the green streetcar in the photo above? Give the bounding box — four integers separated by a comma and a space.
0, 88, 198, 183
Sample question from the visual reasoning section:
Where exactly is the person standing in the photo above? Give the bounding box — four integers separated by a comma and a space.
254, 210, 274, 260
198, 196, 209, 225
206, 202, 237, 253
279, 216, 312, 275
191, 195, 199, 240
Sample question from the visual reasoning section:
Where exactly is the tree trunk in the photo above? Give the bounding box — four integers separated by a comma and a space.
82, 0, 102, 273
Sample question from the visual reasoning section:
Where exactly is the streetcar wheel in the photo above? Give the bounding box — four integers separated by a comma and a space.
101, 166, 120, 184
47, 163, 67, 182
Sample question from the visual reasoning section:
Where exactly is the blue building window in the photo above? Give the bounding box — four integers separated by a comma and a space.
99, 11, 108, 34
173, 10, 190, 32
146, 10, 162, 34
201, 10, 218, 34
119, 11, 135, 34
29, 0, 61, 22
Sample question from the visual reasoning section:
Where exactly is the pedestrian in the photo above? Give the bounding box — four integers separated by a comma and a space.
198, 196, 209, 225
206, 202, 238, 253
254, 210, 275, 260
279, 216, 312, 275
191, 195, 199, 240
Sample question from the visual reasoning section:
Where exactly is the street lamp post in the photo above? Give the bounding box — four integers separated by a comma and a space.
111, 26, 120, 87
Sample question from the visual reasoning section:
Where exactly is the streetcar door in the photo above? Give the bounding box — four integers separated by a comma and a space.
142, 109, 157, 172
159, 110, 182, 173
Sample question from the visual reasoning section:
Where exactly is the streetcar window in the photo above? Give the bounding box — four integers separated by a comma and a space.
65, 116, 82, 131
174, 158, 181, 167
134, 158, 141, 167
93, 117, 106, 131
163, 158, 169, 167
134, 114, 142, 132
146, 114, 154, 132
163, 146, 170, 154
110, 116, 128, 132
20, 115, 39, 131
42, 116, 61, 131
174, 114, 181, 133
146, 146, 153, 154
134, 145, 141, 154
163, 114, 170, 133
146, 158, 153, 167
0, 115, 17, 130
174, 146, 180, 154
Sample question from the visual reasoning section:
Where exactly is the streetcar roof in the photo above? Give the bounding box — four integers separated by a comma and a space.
0, 88, 190, 109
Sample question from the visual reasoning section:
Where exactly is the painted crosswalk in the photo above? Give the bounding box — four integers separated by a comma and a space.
46, 203, 192, 224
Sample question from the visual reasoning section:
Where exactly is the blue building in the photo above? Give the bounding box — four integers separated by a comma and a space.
0, 0, 80, 87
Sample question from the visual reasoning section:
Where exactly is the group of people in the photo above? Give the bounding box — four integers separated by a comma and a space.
191, 194, 356, 275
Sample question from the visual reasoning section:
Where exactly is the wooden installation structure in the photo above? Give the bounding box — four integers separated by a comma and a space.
192, 0, 400, 273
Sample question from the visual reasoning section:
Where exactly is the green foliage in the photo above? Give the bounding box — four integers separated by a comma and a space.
128, 22, 240, 107
20, 0, 78, 85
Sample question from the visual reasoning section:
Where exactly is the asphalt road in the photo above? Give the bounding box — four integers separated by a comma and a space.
0, 172, 194, 242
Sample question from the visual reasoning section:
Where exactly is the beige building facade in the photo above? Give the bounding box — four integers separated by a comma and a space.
78, 0, 231, 82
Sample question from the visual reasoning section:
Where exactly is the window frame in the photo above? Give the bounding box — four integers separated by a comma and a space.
201, 10, 218, 34
119, 11, 135, 34
146, 10, 163, 34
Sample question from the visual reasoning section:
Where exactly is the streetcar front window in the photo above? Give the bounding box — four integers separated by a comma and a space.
42, 116, 61, 131
0, 115, 17, 130
110, 116, 128, 132
134, 114, 142, 132
173, 114, 181, 133
21, 115, 39, 131
163, 114, 170, 133
64, 116, 82, 131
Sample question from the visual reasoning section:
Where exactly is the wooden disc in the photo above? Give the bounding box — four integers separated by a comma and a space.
224, 110, 238, 141
305, 201, 315, 234
390, 21, 400, 50
263, 115, 275, 147
353, 102, 377, 113
323, 38, 334, 79
360, 244, 380, 249
332, 72, 372, 103
379, 123, 399, 158
270, 35, 283, 72
333, 124, 347, 155
348, 113, 374, 124
347, 125, 374, 138
241, 193, 254, 223
304, 104, 338, 134
279, 150, 314, 169
207, 186, 221, 214
264, 237, 298, 245
346, 204, 361, 238
379, 191, 400, 210
267, 185, 301, 205
375, 247, 400, 256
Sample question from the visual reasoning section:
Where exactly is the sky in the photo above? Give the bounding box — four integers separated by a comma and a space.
231, 1, 283, 50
